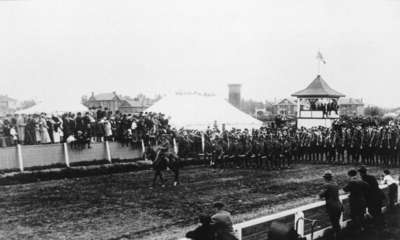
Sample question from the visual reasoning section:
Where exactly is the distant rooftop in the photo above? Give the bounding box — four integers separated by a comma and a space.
90, 92, 120, 101
291, 75, 345, 98
0, 95, 17, 102
338, 98, 364, 105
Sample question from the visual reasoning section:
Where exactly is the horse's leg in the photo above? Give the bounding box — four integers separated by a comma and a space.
152, 170, 158, 186
173, 168, 179, 186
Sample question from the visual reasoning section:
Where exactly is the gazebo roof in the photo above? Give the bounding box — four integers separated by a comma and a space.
291, 75, 345, 98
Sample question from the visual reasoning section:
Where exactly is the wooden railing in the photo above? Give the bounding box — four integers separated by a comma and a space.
232, 184, 397, 240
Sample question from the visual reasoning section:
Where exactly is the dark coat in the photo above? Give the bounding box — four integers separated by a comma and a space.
343, 179, 369, 215
320, 181, 343, 213
361, 174, 385, 207
211, 210, 237, 240
185, 224, 214, 240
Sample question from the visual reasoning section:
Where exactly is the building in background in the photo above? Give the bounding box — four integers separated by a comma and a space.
228, 84, 241, 108
119, 95, 156, 114
86, 92, 123, 113
273, 98, 297, 116
0, 95, 18, 116
338, 98, 364, 116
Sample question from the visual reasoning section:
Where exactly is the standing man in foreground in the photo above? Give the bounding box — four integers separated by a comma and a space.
319, 170, 343, 240
358, 166, 385, 228
343, 169, 369, 234
210, 202, 238, 240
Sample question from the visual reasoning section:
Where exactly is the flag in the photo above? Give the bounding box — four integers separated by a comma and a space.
316, 51, 326, 64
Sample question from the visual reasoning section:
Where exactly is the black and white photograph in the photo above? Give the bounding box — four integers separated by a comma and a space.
1, 0, 400, 240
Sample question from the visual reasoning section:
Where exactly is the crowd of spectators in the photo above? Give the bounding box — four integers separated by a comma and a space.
0, 108, 173, 148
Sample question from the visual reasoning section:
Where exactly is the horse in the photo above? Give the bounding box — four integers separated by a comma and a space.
144, 146, 181, 187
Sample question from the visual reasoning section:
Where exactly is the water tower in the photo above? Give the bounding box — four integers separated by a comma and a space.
228, 84, 241, 108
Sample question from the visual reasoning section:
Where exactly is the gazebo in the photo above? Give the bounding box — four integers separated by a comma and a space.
291, 75, 345, 128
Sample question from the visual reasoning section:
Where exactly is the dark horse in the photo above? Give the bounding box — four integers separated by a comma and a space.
144, 146, 181, 187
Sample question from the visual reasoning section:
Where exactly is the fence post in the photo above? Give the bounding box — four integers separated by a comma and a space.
141, 139, 146, 154
294, 211, 304, 238
63, 143, 70, 167
234, 227, 242, 240
339, 199, 345, 227
16, 144, 24, 172
105, 141, 112, 163
173, 138, 178, 155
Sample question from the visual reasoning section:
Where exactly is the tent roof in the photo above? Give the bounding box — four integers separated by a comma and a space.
146, 94, 262, 130
291, 75, 345, 98
16, 100, 88, 114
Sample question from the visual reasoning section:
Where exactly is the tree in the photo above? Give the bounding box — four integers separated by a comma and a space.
364, 106, 384, 117
81, 95, 89, 106
18, 100, 36, 110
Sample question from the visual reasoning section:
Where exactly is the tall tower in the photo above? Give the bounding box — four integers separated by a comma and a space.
228, 84, 241, 108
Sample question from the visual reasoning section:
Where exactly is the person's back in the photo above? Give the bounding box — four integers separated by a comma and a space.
210, 202, 237, 240
321, 181, 341, 210
211, 210, 233, 234
185, 215, 214, 240
320, 172, 342, 239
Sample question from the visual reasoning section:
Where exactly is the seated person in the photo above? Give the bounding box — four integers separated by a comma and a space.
185, 215, 214, 240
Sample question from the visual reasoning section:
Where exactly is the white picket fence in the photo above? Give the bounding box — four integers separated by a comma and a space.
0, 142, 144, 172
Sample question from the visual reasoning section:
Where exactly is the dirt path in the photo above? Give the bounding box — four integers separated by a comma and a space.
0, 164, 397, 240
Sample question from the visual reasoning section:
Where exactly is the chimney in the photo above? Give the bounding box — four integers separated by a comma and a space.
228, 84, 241, 108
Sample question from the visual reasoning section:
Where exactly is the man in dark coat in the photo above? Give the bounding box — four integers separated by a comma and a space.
358, 166, 385, 227
343, 169, 369, 233
319, 170, 343, 239
210, 202, 238, 240
185, 215, 214, 240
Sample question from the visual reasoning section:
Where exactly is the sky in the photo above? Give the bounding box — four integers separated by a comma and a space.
1, 0, 400, 107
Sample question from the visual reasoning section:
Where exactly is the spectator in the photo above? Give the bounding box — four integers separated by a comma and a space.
382, 169, 398, 210
319, 170, 342, 240
358, 166, 385, 228
210, 202, 237, 240
343, 169, 369, 234
185, 215, 214, 240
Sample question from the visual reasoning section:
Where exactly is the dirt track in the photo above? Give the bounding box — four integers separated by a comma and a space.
0, 164, 397, 240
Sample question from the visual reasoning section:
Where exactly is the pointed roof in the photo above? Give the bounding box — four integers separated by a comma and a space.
291, 75, 345, 98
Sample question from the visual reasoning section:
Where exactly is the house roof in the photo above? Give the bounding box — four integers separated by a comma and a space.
274, 98, 296, 106
291, 75, 345, 98
120, 98, 153, 108
90, 92, 119, 101
338, 98, 364, 106
0, 95, 17, 102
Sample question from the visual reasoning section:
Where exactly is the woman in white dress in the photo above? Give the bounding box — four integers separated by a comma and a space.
39, 116, 51, 144
51, 116, 62, 143
104, 118, 113, 141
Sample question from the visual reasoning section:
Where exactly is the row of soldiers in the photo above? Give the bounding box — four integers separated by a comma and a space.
181, 124, 400, 169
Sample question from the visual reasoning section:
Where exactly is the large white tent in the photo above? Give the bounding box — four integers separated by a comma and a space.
16, 100, 88, 114
146, 94, 263, 130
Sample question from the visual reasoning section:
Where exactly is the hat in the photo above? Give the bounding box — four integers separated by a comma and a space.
348, 169, 358, 177
358, 166, 367, 174
213, 202, 224, 209
323, 170, 333, 179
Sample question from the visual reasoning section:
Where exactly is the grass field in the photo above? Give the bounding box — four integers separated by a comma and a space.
0, 164, 398, 240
